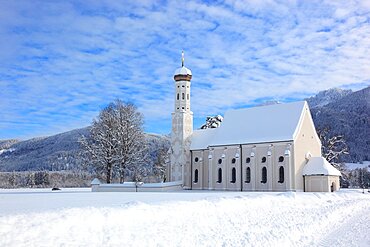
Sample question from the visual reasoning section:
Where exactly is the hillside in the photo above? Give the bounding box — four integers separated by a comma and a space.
0, 128, 170, 172
307, 86, 370, 162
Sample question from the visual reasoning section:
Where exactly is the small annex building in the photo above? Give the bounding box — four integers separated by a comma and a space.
168, 53, 341, 192
303, 157, 341, 192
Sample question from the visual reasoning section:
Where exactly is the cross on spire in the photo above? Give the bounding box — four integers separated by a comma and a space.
181, 50, 184, 67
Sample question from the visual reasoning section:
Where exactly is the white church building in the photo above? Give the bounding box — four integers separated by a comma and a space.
168, 54, 341, 192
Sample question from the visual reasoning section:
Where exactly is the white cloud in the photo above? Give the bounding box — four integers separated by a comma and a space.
0, 0, 369, 139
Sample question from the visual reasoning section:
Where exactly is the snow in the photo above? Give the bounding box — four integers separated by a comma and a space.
303, 157, 342, 176
191, 101, 308, 149
190, 128, 218, 150
174, 66, 192, 75
0, 188, 369, 246
0, 148, 15, 155
345, 161, 370, 170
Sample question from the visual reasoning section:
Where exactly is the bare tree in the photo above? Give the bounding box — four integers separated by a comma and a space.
114, 100, 147, 183
79, 100, 147, 183
318, 127, 349, 170
79, 104, 118, 183
153, 146, 169, 182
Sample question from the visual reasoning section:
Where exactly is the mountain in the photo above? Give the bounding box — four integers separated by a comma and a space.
307, 86, 370, 162
0, 127, 170, 172
0, 128, 90, 172
306, 88, 353, 108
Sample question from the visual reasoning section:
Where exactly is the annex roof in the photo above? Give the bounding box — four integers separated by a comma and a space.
190, 101, 308, 150
303, 157, 342, 176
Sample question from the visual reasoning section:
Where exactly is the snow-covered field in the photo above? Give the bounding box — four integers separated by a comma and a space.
346, 161, 370, 170
0, 188, 369, 247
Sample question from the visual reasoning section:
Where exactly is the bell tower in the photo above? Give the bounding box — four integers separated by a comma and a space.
169, 51, 193, 188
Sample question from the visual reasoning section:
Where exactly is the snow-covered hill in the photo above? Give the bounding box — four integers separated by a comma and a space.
0, 128, 169, 172
308, 86, 370, 163
0, 189, 369, 246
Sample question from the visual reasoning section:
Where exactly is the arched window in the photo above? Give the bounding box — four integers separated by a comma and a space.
231, 167, 236, 183
194, 169, 199, 183
182, 93, 185, 100
217, 168, 222, 183
187, 94, 189, 100
177, 93, 179, 100
246, 157, 251, 163
245, 167, 251, 183
278, 166, 284, 183
262, 157, 266, 163
218, 159, 222, 164
194, 157, 199, 162
231, 158, 236, 164
261, 167, 267, 183
279, 156, 284, 162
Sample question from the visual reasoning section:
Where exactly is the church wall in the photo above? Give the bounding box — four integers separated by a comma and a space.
210, 147, 227, 190
225, 146, 241, 191
191, 150, 203, 190
241, 145, 255, 191
271, 143, 295, 191
304, 175, 339, 192
241, 142, 293, 191
293, 107, 322, 191
254, 145, 270, 191
202, 149, 210, 189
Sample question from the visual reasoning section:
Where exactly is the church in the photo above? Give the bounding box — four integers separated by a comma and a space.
168, 53, 341, 192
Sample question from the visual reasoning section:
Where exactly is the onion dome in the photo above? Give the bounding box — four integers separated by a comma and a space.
174, 51, 192, 81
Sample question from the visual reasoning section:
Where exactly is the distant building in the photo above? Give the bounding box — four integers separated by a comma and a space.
168, 53, 341, 192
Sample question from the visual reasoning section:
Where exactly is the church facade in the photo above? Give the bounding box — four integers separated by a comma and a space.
168, 55, 341, 192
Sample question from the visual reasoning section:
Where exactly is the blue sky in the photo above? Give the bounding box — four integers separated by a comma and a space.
1, 0, 369, 140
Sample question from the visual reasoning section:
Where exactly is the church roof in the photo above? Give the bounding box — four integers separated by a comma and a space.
303, 157, 341, 176
190, 101, 308, 150
174, 66, 192, 76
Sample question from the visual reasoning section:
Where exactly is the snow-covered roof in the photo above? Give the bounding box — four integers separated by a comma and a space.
174, 66, 192, 76
190, 101, 307, 150
303, 157, 341, 176
190, 128, 218, 150
91, 178, 101, 185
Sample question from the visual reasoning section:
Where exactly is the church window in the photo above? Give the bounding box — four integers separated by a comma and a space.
194, 169, 199, 183
177, 93, 179, 100
262, 157, 266, 163
182, 93, 185, 100
182, 85, 185, 87
279, 156, 284, 162
182, 107, 184, 109
246, 157, 251, 163
245, 167, 251, 183
231, 167, 236, 183
195, 157, 199, 162
261, 167, 267, 183
278, 166, 284, 183
217, 168, 222, 183
187, 94, 189, 100
218, 159, 222, 164
231, 158, 236, 164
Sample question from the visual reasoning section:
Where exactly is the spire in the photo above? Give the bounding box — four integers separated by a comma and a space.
181, 50, 184, 67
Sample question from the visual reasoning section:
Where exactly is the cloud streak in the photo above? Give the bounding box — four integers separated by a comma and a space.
0, 0, 369, 139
